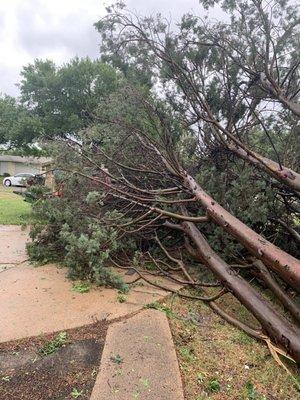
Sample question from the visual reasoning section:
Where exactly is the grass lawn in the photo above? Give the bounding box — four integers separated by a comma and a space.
0, 185, 31, 225
163, 294, 300, 400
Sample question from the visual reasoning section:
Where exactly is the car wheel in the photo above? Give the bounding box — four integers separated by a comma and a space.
4, 179, 11, 187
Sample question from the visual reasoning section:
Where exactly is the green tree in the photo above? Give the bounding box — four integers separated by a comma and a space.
27, 0, 300, 364
0, 94, 42, 150
19, 57, 121, 138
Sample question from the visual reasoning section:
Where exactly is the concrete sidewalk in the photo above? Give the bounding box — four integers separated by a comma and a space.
0, 225, 28, 264
0, 263, 180, 343
0, 225, 181, 343
0, 224, 185, 399
90, 309, 184, 400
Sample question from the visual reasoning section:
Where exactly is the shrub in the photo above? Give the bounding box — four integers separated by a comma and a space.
28, 180, 130, 291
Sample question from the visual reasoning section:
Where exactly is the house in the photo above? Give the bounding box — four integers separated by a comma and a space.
0, 155, 54, 189
0, 155, 52, 176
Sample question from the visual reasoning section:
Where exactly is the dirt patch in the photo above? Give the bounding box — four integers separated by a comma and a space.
0, 320, 108, 400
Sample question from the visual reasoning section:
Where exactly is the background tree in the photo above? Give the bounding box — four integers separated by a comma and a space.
19, 57, 121, 139
0, 95, 42, 151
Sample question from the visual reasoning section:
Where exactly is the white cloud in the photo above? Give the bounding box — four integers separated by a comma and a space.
0, 0, 107, 95
0, 0, 206, 96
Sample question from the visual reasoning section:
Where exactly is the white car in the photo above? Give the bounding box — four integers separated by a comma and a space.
3, 173, 35, 187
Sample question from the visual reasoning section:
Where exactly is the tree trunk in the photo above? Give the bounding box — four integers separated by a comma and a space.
181, 220, 300, 363
227, 143, 300, 193
253, 259, 300, 324
182, 172, 300, 290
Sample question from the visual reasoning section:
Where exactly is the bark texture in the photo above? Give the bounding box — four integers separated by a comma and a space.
181, 221, 300, 363
182, 172, 300, 290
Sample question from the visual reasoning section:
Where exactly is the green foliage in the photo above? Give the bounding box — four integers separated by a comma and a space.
0, 95, 42, 149
60, 222, 128, 291
27, 196, 70, 264
116, 293, 127, 303
179, 346, 196, 363
195, 150, 299, 259
206, 378, 221, 393
145, 301, 175, 318
19, 57, 120, 139
232, 331, 255, 345
139, 378, 150, 388
72, 282, 91, 293
244, 381, 258, 400
110, 354, 123, 364
28, 176, 129, 291
24, 185, 50, 204
196, 372, 205, 383
39, 332, 68, 356
70, 388, 83, 398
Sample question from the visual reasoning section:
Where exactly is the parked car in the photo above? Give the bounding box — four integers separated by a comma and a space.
2, 173, 35, 187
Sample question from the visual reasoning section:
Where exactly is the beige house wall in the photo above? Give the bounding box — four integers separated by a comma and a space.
0, 161, 41, 176
0, 161, 14, 175
44, 170, 54, 189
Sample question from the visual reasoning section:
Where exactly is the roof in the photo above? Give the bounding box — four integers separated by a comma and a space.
0, 155, 52, 165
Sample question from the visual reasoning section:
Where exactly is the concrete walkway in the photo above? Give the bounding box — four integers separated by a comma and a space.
90, 309, 184, 400
0, 225, 28, 265
0, 226, 180, 343
0, 263, 180, 342
0, 225, 185, 400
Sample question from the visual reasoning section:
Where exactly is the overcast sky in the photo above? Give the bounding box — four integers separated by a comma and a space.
0, 0, 208, 97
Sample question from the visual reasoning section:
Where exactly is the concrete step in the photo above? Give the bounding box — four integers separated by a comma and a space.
90, 309, 184, 400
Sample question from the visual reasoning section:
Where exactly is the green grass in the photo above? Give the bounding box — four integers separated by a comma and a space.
0, 186, 31, 225
72, 281, 91, 293
166, 296, 300, 400
39, 331, 68, 356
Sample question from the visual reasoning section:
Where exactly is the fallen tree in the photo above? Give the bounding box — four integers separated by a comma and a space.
28, 85, 300, 364
27, 0, 300, 367
96, 0, 300, 194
